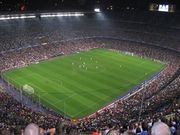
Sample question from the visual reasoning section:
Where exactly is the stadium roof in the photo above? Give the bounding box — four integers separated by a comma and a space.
0, 0, 179, 12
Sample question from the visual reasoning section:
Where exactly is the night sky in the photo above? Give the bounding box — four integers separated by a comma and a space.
0, 0, 179, 12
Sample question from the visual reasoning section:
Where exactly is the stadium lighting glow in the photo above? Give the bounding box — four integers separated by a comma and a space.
0, 15, 36, 20
40, 13, 84, 18
0, 12, 84, 20
94, 8, 100, 12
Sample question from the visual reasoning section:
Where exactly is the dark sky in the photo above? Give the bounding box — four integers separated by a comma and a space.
0, 0, 179, 11
0, 0, 95, 11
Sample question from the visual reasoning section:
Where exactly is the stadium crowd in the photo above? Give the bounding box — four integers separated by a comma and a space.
0, 90, 65, 134
0, 38, 179, 135
0, 13, 180, 54
0, 40, 104, 72
0, 38, 179, 72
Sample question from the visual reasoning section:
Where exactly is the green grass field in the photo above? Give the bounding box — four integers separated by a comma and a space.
3, 49, 165, 118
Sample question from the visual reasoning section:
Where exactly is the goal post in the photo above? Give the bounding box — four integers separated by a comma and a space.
23, 84, 34, 95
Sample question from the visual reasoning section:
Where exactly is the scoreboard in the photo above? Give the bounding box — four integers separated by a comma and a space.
149, 3, 176, 12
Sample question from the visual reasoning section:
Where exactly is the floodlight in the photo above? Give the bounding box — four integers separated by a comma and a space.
0, 15, 36, 20
40, 13, 84, 18
94, 8, 100, 12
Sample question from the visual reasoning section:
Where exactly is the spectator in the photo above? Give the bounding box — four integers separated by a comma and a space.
123, 130, 136, 135
140, 122, 149, 135
24, 123, 40, 135
151, 122, 171, 135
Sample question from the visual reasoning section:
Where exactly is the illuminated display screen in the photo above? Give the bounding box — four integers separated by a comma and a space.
158, 5, 169, 12
149, 3, 175, 12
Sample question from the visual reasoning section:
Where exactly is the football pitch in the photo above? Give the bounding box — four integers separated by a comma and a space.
3, 49, 165, 118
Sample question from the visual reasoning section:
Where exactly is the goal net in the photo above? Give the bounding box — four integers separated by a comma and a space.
23, 84, 34, 95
